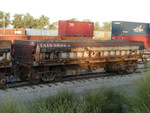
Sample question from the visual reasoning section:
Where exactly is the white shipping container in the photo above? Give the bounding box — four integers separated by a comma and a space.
25, 29, 58, 36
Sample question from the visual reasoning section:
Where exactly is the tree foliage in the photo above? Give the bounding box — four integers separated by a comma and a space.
0, 11, 112, 30
12, 13, 50, 29
0, 11, 3, 19
0, 11, 10, 28
83, 19, 91, 22
68, 18, 78, 21
33, 15, 49, 29
49, 21, 58, 29
94, 22, 101, 31
23, 13, 34, 29
94, 21, 112, 31
13, 14, 24, 28
101, 22, 112, 31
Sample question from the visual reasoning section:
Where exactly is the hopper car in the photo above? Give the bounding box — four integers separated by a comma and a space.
0, 39, 145, 86
12, 39, 145, 84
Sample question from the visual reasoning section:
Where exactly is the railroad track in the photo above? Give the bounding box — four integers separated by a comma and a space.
1, 64, 149, 90
0, 66, 148, 103
1, 72, 114, 89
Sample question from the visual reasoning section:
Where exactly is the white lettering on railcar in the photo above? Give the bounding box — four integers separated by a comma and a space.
39, 43, 71, 48
133, 25, 144, 32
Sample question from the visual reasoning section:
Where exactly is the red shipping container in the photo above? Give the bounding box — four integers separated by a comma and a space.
58, 21, 94, 37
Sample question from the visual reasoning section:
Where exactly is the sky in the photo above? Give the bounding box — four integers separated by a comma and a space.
1, 0, 150, 25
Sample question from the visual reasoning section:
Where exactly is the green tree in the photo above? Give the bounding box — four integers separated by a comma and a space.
101, 21, 112, 31
13, 14, 24, 28
5, 13, 11, 26
23, 13, 34, 28
33, 15, 49, 29
0, 11, 10, 28
83, 19, 91, 22
0, 11, 3, 19
32, 18, 38, 29
50, 21, 58, 29
94, 21, 101, 31
68, 18, 78, 21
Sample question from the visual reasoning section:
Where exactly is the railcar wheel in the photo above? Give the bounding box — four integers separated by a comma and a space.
0, 75, 6, 87
117, 64, 125, 74
28, 69, 41, 84
41, 72, 56, 82
104, 65, 111, 73
41, 68, 61, 82
53, 68, 61, 81
126, 64, 134, 73
126, 64, 137, 73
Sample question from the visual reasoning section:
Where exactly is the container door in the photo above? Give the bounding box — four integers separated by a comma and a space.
67, 21, 76, 36
58, 21, 67, 36
86, 22, 93, 37
112, 21, 122, 36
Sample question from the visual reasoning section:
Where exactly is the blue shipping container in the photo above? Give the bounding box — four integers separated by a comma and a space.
112, 21, 150, 36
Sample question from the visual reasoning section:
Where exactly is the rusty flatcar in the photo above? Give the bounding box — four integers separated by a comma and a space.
13, 39, 145, 83
0, 40, 12, 86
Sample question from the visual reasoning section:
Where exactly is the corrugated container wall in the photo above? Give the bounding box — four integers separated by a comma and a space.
25, 29, 58, 36
58, 21, 94, 37
0, 29, 25, 35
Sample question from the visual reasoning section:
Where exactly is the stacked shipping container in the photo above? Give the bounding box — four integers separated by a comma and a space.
25, 29, 58, 36
0, 29, 25, 35
58, 21, 94, 37
111, 21, 150, 48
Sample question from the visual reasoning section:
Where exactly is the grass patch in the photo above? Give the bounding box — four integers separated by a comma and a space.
0, 88, 129, 113
0, 98, 29, 113
29, 90, 77, 113
78, 88, 130, 113
131, 73, 150, 113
